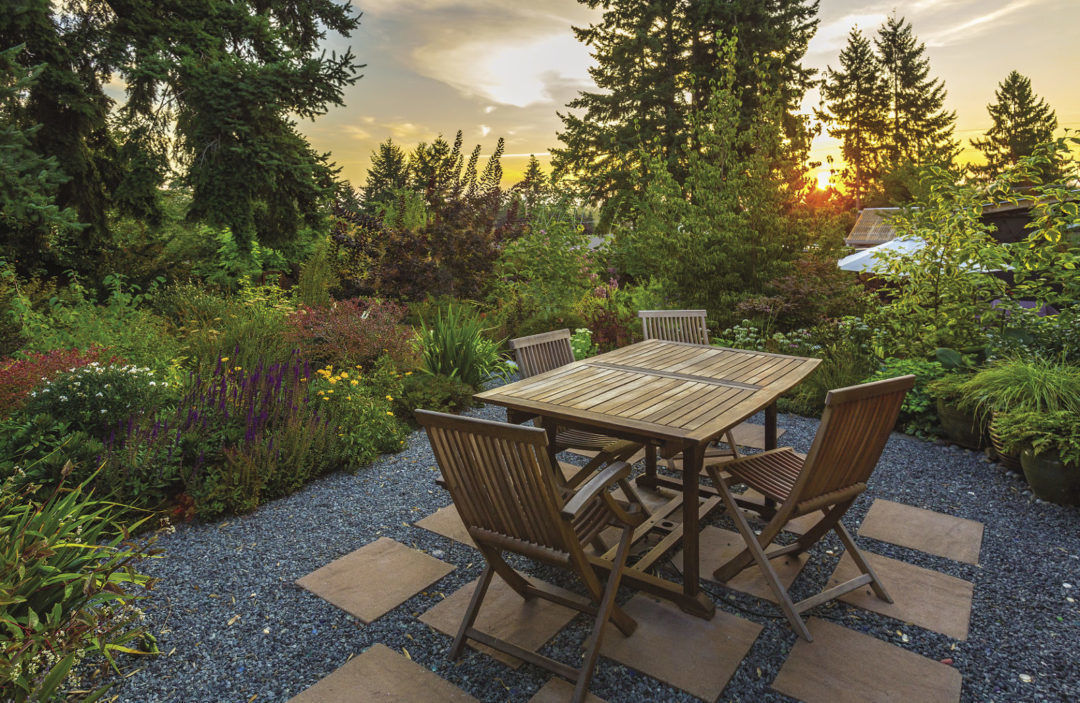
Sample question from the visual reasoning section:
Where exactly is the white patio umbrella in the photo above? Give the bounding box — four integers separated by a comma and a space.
837, 237, 925, 273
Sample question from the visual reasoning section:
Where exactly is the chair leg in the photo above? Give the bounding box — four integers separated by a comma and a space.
574, 524, 636, 703
477, 546, 534, 601
713, 476, 812, 641
450, 564, 494, 660
833, 521, 893, 604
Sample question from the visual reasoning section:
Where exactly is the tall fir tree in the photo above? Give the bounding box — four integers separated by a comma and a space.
552, 0, 818, 226
362, 138, 409, 211
971, 71, 1059, 180
516, 155, 548, 212
874, 16, 957, 178
817, 27, 887, 209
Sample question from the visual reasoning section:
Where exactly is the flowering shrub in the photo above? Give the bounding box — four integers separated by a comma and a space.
288, 298, 416, 370
21, 364, 174, 437
570, 328, 598, 360
309, 365, 408, 467
0, 347, 119, 419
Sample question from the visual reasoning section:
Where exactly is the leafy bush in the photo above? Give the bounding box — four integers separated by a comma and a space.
295, 237, 338, 308
309, 365, 409, 466
288, 298, 415, 370
570, 328, 598, 360
0, 415, 105, 488
21, 364, 174, 438
1, 474, 154, 702
957, 357, 1080, 416
864, 358, 945, 437
0, 347, 119, 419
995, 410, 1080, 466
417, 303, 506, 388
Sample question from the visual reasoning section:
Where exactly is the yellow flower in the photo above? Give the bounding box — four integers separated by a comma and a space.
328, 389, 334, 394
346, 396, 352, 400
234, 366, 242, 371
386, 411, 394, 416
220, 357, 229, 362
350, 379, 358, 386
405, 371, 413, 376
300, 377, 308, 382
385, 395, 393, 401
340, 371, 348, 378
355, 365, 362, 369
327, 377, 337, 384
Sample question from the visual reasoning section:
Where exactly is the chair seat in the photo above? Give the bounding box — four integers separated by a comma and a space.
724, 448, 804, 502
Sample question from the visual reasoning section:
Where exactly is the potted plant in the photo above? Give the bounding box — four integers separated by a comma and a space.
928, 373, 986, 449
957, 358, 1080, 471
996, 410, 1080, 505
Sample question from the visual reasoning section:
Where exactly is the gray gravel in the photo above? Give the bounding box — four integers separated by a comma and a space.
97, 401, 1080, 703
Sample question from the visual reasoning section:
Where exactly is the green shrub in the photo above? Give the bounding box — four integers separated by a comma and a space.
309, 367, 409, 467
417, 303, 506, 388
995, 410, 1080, 466
570, 328, 598, 360
1, 473, 155, 702
295, 237, 337, 309
957, 357, 1080, 416
864, 358, 945, 437
0, 415, 105, 488
395, 372, 476, 421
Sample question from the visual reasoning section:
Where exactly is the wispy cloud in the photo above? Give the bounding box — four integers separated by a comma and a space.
927, 0, 1044, 46
806, 12, 889, 56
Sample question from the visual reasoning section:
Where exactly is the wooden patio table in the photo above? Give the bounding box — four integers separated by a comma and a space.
475, 339, 820, 619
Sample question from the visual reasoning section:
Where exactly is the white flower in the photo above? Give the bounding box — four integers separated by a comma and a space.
149, 381, 157, 386
95, 392, 103, 397
100, 408, 107, 414
59, 395, 68, 402
30, 391, 36, 398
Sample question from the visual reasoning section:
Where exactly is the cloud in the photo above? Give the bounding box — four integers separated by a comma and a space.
383, 121, 435, 140
341, 124, 372, 140
480, 124, 491, 137
926, 0, 1043, 46
806, 12, 889, 56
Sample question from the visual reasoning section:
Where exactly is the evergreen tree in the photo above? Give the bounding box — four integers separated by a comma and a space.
817, 28, 887, 209
516, 155, 548, 212
874, 16, 957, 178
552, 0, 818, 225
361, 139, 409, 211
971, 71, 1059, 180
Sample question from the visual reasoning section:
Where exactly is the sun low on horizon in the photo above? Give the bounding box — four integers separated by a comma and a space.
303, 0, 1080, 190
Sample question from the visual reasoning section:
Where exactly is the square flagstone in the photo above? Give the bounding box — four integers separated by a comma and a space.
827, 550, 974, 640
858, 499, 983, 564
287, 643, 477, 703
728, 422, 787, 450
599, 595, 761, 701
527, 678, 607, 703
772, 618, 962, 703
671, 526, 808, 602
416, 504, 476, 548
296, 537, 454, 623
419, 572, 579, 668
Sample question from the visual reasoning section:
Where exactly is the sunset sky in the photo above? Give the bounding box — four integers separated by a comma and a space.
304, 0, 1080, 190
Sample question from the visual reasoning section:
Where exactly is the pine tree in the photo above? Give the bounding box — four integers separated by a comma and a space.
516, 155, 548, 212
874, 16, 957, 175
971, 71, 1058, 180
361, 139, 409, 212
552, 0, 819, 225
817, 27, 887, 209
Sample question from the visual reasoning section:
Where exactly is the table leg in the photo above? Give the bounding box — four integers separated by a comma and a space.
681, 442, 703, 599
763, 401, 778, 516
638, 443, 658, 489
538, 416, 559, 469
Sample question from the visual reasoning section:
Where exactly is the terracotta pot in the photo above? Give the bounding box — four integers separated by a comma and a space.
936, 398, 985, 449
989, 412, 1023, 472
1020, 448, 1080, 506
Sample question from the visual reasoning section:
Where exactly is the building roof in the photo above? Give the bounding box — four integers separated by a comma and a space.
845, 208, 901, 248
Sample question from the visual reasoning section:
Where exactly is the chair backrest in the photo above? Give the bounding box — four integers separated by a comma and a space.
416, 410, 574, 555
793, 375, 915, 504
509, 329, 575, 378
639, 310, 709, 345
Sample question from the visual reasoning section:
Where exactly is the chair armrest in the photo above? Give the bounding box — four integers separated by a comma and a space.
560, 461, 631, 520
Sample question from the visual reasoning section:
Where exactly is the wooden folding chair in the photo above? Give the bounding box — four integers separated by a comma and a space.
705, 375, 915, 641
509, 329, 645, 492
638, 310, 741, 465
416, 410, 645, 703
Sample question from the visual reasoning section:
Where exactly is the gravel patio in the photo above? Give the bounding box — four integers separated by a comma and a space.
101, 403, 1080, 702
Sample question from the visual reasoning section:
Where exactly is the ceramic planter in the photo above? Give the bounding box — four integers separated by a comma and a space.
1020, 448, 1080, 506
989, 411, 1023, 472
936, 398, 985, 449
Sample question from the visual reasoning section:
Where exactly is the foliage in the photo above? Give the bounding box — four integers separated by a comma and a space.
0, 415, 105, 489
1, 473, 155, 702
295, 237, 338, 309
0, 347, 117, 419
392, 371, 476, 422
552, 1, 818, 224
737, 256, 869, 331
570, 328, 598, 360
970, 71, 1058, 181
984, 307, 1080, 364
417, 303, 506, 388
361, 139, 410, 213
926, 372, 972, 406
288, 298, 416, 371
957, 357, 1080, 416
614, 43, 807, 314
868, 166, 1010, 357
20, 363, 173, 439
0, 46, 84, 277
12, 274, 182, 371
309, 366, 408, 467
864, 357, 945, 436
994, 410, 1080, 467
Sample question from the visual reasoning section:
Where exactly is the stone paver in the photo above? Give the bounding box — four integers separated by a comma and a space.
672, 526, 808, 602
415, 504, 476, 548
598, 595, 762, 701
859, 499, 983, 564
527, 678, 607, 703
287, 643, 477, 703
728, 422, 787, 450
771, 618, 962, 703
419, 572, 579, 668
828, 551, 974, 640
296, 537, 454, 623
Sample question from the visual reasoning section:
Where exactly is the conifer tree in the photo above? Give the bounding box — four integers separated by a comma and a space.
362, 139, 409, 211
552, 0, 818, 225
874, 16, 957, 172
516, 155, 548, 212
971, 71, 1059, 180
818, 27, 887, 208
